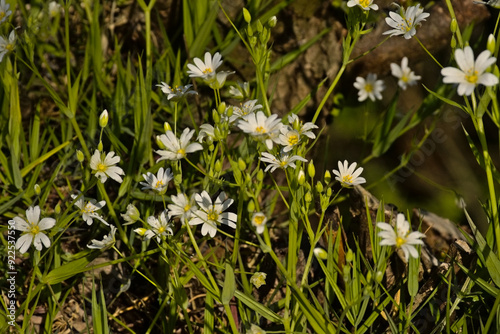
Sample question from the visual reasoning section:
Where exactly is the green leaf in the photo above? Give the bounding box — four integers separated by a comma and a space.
221, 262, 235, 304
41, 251, 100, 285
422, 84, 467, 112
408, 249, 420, 297
204, 293, 214, 334
233, 289, 282, 323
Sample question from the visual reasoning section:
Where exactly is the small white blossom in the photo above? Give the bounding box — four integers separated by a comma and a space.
168, 193, 197, 222
383, 4, 430, 39
197, 124, 216, 143
121, 204, 140, 225
228, 82, 250, 99
11, 206, 56, 254
237, 111, 282, 150
260, 152, 307, 173
156, 128, 203, 161
0, 0, 12, 24
251, 212, 267, 234
208, 71, 234, 89
276, 127, 302, 152
230, 100, 263, 123
72, 193, 108, 226
0, 30, 16, 63
143, 211, 174, 242
391, 57, 421, 90
347, 0, 378, 11
441, 46, 499, 96
377, 213, 426, 261
88, 225, 117, 249
157, 82, 197, 102
90, 150, 125, 183
140, 167, 173, 194
353, 74, 385, 102
187, 52, 223, 81
287, 114, 318, 139
250, 272, 267, 289
332, 160, 366, 187
48, 1, 62, 18
189, 191, 237, 238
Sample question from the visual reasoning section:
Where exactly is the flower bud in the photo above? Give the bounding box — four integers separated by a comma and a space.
212, 109, 220, 124
156, 135, 166, 149
76, 150, 84, 162
226, 106, 233, 117
238, 158, 247, 171
313, 247, 328, 260
247, 200, 255, 212
308, 160, 315, 178
297, 169, 305, 185
315, 181, 323, 193
366, 271, 372, 283
55, 203, 61, 214
305, 191, 312, 203
346, 248, 354, 263
242, 7, 251, 23
218, 102, 227, 114
268, 16, 277, 28
134, 228, 148, 236
487, 34, 496, 54
97, 141, 103, 152
247, 24, 254, 37
256, 19, 263, 33
450, 18, 457, 34
164, 122, 172, 132
326, 187, 332, 197
214, 160, 222, 173
122, 204, 140, 225
34, 184, 41, 195
257, 169, 264, 181
450, 35, 456, 49
375, 271, 384, 283
99, 109, 108, 128
324, 170, 331, 183
249, 36, 257, 47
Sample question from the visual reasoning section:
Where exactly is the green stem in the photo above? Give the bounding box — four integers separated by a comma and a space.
444, 0, 464, 48
312, 63, 346, 124
415, 36, 443, 68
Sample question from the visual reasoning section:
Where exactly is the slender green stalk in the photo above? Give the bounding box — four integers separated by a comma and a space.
415, 36, 443, 68
312, 64, 346, 124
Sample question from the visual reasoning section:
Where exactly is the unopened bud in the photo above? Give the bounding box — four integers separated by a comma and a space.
375, 271, 384, 283
346, 249, 354, 263
97, 141, 103, 152
324, 170, 331, 183
99, 109, 109, 128
313, 248, 328, 260
487, 34, 496, 54
268, 16, 277, 28
256, 19, 263, 33
305, 191, 312, 203
450, 18, 457, 34
315, 181, 323, 193
367, 271, 372, 283
156, 135, 166, 149
34, 184, 41, 195
242, 8, 251, 23
308, 160, 315, 178
450, 36, 457, 49
212, 109, 220, 123
164, 122, 172, 132
218, 102, 227, 114
214, 160, 222, 173
76, 150, 84, 162
257, 169, 264, 181
238, 158, 247, 171
249, 36, 257, 47
55, 203, 61, 214
247, 200, 255, 212
134, 228, 148, 236
297, 169, 305, 185
326, 187, 332, 197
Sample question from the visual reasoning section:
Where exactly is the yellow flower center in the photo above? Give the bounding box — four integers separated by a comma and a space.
207, 209, 219, 221
203, 67, 213, 74
0, 12, 5, 20
255, 126, 265, 134
364, 83, 373, 93
184, 204, 191, 212
158, 226, 166, 234
254, 216, 265, 226
396, 236, 406, 248
177, 148, 186, 156
155, 180, 164, 189
97, 163, 107, 173
401, 75, 409, 83
359, 0, 370, 8
466, 70, 479, 84
280, 160, 287, 167
342, 175, 353, 184
288, 134, 299, 146
30, 224, 40, 235
83, 203, 95, 214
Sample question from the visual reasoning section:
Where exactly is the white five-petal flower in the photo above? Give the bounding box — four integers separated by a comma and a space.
88, 225, 117, 249
391, 57, 421, 90
121, 204, 140, 225
72, 193, 108, 226
11, 206, 56, 254
0, 0, 12, 24
251, 212, 267, 234
347, 0, 379, 11
260, 152, 307, 173
90, 150, 125, 183
353, 74, 385, 102
230, 100, 263, 123
156, 128, 203, 161
144, 211, 174, 242
157, 82, 197, 102
383, 4, 430, 39
237, 111, 283, 150
189, 191, 237, 238
187, 52, 223, 81
377, 213, 426, 261
441, 46, 499, 96
0, 30, 16, 63
140, 167, 173, 194
332, 160, 366, 187
168, 193, 197, 222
